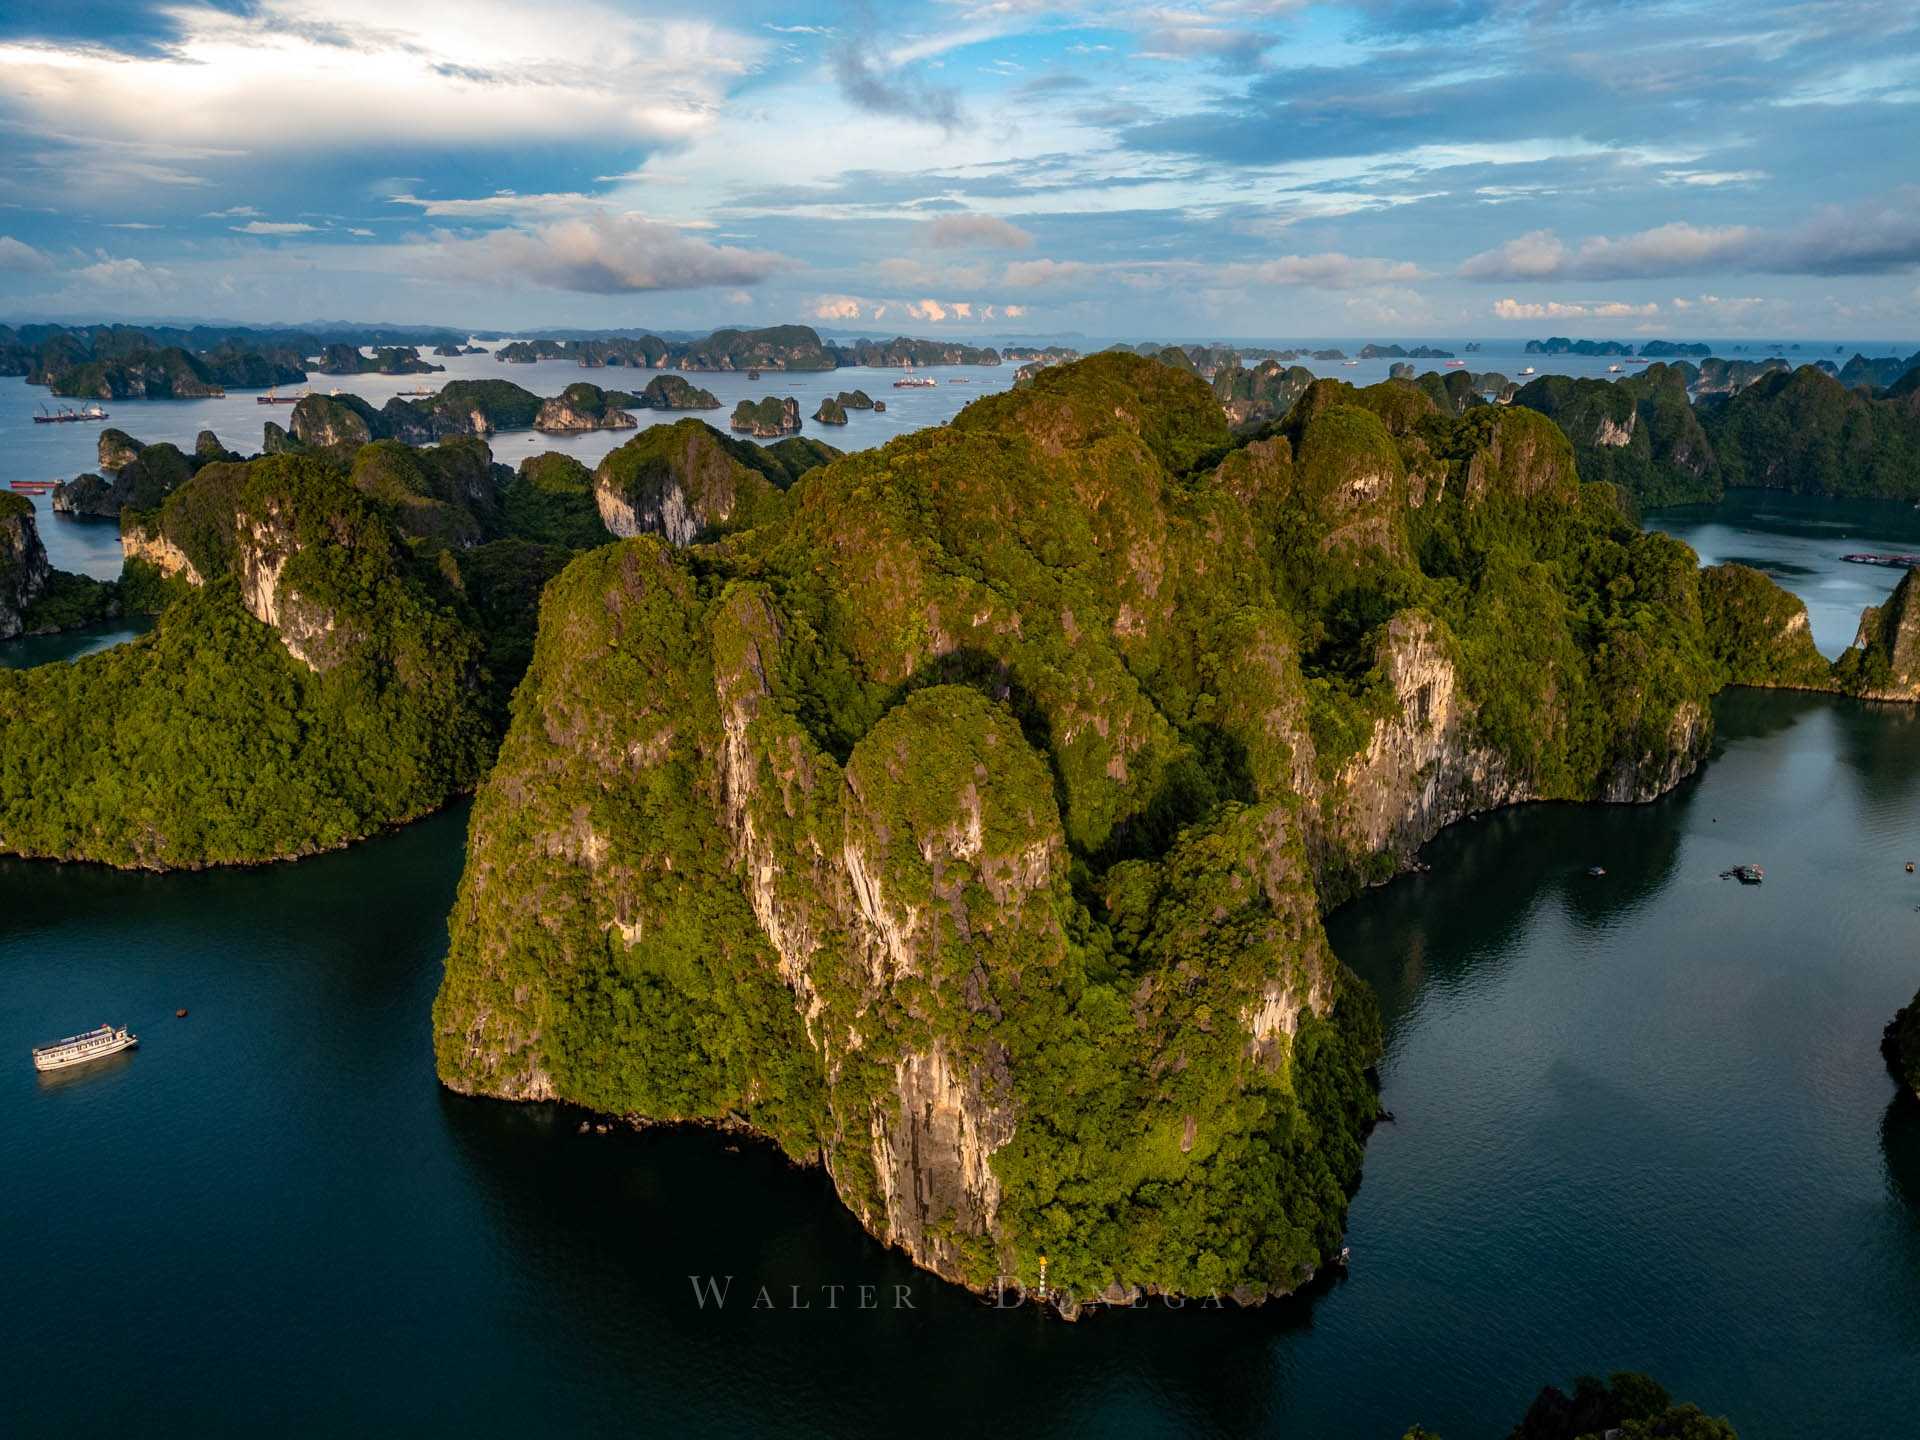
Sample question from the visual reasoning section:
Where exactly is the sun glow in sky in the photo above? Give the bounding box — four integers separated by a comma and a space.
1, 0, 1917, 337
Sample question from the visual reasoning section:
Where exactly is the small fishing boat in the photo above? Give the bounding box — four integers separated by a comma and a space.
1720, 864, 1765, 885
32, 1023, 138, 1072
1519, 366, 1537, 376
1587, 865, 1607, 877
1444, 359, 1467, 368
1607, 363, 1623, 373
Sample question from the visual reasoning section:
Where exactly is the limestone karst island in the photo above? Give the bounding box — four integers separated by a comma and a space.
5, 4, 1919, 1437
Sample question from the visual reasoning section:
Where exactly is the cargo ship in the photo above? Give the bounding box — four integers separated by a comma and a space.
32, 1023, 138, 1072
32, 404, 110, 424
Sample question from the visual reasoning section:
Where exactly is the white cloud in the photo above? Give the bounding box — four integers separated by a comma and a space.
1491, 298, 1662, 320
906, 298, 950, 322
1661, 169, 1770, 188
70, 257, 176, 295
1003, 304, 1026, 317
1218, 254, 1425, 289
1462, 225, 1750, 282
389, 190, 598, 218
233, 221, 318, 235
926, 213, 1033, 250
0, 236, 53, 271
1462, 190, 1920, 281
951, 301, 973, 318
1004, 252, 1421, 293
813, 295, 865, 320
1003, 258, 1093, 287
425, 211, 792, 294
348, 227, 375, 237
0, 5, 764, 158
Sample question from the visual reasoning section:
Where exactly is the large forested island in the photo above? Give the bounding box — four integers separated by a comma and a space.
5, 349, 1916, 1312
426, 352, 1877, 1312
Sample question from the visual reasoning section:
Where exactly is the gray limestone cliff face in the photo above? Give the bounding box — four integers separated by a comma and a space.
592, 428, 777, 546
0, 499, 52, 640
119, 525, 202, 585
236, 506, 346, 672
1846, 570, 1920, 701
1326, 611, 1528, 872
865, 1045, 1017, 1279
533, 396, 638, 433
596, 480, 698, 545
706, 591, 1030, 1279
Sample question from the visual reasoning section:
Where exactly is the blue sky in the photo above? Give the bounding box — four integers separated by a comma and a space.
0, 0, 1916, 338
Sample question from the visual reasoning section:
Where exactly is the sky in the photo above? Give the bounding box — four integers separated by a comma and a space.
0, 0, 1917, 340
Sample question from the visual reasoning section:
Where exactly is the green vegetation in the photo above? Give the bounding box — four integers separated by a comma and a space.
1, 422, 627, 866
1506, 1371, 1738, 1439
1515, 366, 1720, 506
1696, 563, 1832, 690
435, 352, 1828, 1308
1406, 1370, 1739, 1438
637, 374, 720, 410
1704, 365, 1920, 499
19, 569, 119, 633
593, 419, 798, 542
1886, 987, 1920, 1099
500, 453, 612, 549
728, 395, 800, 436
813, 395, 848, 425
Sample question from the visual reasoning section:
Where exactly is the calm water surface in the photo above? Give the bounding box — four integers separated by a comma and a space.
1, 349, 1023, 580
1647, 491, 1920, 656
3, 426, 1919, 1437
3, 695, 1915, 1436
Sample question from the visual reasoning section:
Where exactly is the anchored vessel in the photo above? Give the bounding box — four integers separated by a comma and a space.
32, 1023, 138, 1072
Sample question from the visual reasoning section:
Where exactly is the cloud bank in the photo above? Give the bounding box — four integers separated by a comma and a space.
430, 213, 793, 294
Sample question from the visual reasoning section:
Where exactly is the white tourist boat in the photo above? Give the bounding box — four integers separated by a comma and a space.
32, 1023, 138, 1072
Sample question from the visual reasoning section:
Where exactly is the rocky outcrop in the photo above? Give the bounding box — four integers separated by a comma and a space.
592, 420, 786, 545
0, 494, 52, 639
47, 347, 226, 399
1514, 366, 1720, 506
635, 374, 721, 410
1214, 359, 1315, 430
54, 438, 197, 520
51, 473, 117, 519
119, 525, 202, 585
1840, 570, 1920, 701
533, 383, 638, 434
1326, 612, 1526, 870
290, 393, 377, 449
435, 352, 1837, 1316
1885, 989, 1920, 1100
235, 504, 345, 671
813, 396, 848, 425
729, 396, 802, 437
99, 428, 145, 472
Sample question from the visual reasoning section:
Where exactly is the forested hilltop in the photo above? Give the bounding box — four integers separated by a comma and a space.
0, 418, 840, 867
432, 353, 1853, 1314
1510, 358, 1920, 505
